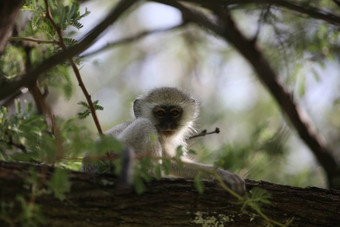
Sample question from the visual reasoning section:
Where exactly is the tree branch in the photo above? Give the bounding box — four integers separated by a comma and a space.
154, 0, 339, 188
181, 0, 340, 26
0, 0, 139, 101
23, 45, 64, 161
9, 37, 60, 45
188, 127, 220, 140
1, 160, 339, 226
43, 0, 103, 134
81, 22, 188, 58
0, 0, 23, 52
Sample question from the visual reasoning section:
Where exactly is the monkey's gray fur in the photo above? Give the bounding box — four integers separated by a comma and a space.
82, 87, 246, 195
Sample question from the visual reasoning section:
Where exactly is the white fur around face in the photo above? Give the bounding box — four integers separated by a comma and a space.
133, 87, 199, 158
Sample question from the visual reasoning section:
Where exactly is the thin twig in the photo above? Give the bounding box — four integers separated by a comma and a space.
43, 0, 103, 134
188, 127, 220, 140
251, 5, 271, 43
80, 22, 187, 58
1, 136, 27, 152
9, 37, 59, 45
24, 45, 64, 160
181, 0, 340, 26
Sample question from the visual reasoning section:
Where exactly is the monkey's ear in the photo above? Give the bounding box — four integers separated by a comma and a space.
133, 99, 142, 118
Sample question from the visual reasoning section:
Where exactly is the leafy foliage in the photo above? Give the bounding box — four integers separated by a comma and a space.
0, 102, 48, 161
244, 187, 272, 210
47, 169, 71, 201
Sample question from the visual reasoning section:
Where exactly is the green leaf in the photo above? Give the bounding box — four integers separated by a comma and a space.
77, 100, 103, 119
77, 109, 90, 119
311, 67, 320, 82
25, 168, 40, 185
175, 146, 183, 160
154, 164, 162, 180
47, 169, 70, 201
14, 99, 21, 114
161, 159, 170, 175
250, 187, 272, 206
188, 149, 197, 155
93, 100, 104, 110
194, 174, 204, 194
298, 75, 306, 97
78, 101, 88, 108
133, 176, 146, 195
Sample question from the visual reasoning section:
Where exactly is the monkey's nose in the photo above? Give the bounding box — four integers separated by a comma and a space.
162, 121, 176, 131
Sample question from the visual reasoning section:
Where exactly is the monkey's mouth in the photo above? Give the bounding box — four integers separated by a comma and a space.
161, 130, 176, 136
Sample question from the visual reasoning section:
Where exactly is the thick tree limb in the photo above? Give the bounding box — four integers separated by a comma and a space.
154, 1, 339, 188
0, 0, 139, 101
0, 161, 339, 226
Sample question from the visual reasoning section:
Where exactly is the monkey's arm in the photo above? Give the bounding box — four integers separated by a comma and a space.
82, 122, 132, 173
105, 122, 132, 137
82, 118, 160, 172
169, 160, 246, 195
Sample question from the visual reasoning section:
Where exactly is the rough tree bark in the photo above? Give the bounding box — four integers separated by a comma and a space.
0, 161, 339, 226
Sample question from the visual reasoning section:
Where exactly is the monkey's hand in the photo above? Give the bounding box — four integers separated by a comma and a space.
216, 168, 246, 195
169, 161, 246, 195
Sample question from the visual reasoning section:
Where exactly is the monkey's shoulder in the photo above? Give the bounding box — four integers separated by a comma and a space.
105, 121, 133, 137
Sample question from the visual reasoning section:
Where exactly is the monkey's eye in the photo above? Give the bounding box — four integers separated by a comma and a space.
170, 108, 182, 117
153, 107, 166, 118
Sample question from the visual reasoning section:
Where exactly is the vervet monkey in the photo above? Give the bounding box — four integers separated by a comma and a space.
82, 87, 246, 195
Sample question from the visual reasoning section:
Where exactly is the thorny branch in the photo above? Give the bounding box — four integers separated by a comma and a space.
43, 0, 103, 134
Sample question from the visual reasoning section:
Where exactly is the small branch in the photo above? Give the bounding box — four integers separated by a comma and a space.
29, 83, 64, 160
43, 0, 103, 134
334, 0, 340, 7
0, 0, 23, 52
1, 137, 28, 152
23, 46, 64, 161
180, 0, 340, 26
0, 90, 23, 107
251, 5, 271, 43
188, 127, 220, 140
9, 37, 59, 45
81, 22, 187, 58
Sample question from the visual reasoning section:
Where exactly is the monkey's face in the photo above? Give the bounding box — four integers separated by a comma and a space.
152, 105, 183, 137
133, 87, 199, 138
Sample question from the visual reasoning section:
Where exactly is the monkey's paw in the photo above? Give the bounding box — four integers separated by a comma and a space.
216, 169, 246, 195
